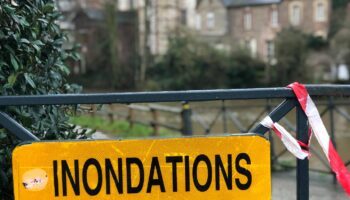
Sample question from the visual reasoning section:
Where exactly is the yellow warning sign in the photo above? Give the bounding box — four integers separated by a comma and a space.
12, 135, 270, 200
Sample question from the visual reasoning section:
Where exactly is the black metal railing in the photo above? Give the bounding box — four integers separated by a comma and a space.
3, 84, 350, 200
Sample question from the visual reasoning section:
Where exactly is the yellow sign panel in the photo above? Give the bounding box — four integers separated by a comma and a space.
12, 135, 270, 200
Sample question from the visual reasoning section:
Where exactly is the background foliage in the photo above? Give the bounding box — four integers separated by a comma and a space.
0, 1, 85, 199
272, 29, 310, 85
148, 32, 265, 90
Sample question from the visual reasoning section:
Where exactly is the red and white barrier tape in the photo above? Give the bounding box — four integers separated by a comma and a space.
260, 116, 309, 160
260, 82, 350, 197
288, 82, 350, 197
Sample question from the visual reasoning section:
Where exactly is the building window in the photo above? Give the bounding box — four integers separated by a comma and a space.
207, 12, 215, 29
245, 39, 257, 57
181, 9, 187, 25
315, 2, 326, 22
195, 14, 202, 30
291, 5, 301, 26
289, 1, 303, 26
266, 41, 276, 64
244, 13, 252, 30
130, 0, 136, 9
250, 39, 257, 57
271, 10, 278, 28
118, 0, 126, 10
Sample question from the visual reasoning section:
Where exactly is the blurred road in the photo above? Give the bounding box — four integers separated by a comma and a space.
272, 170, 347, 200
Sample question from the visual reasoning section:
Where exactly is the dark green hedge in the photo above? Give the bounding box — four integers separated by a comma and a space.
148, 33, 265, 90
0, 1, 85, 199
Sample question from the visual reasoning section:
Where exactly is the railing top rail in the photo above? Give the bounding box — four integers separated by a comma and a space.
0, 85, 349, 106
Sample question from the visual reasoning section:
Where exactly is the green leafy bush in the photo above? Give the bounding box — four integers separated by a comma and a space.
148, 33, 265, 90
0, 1, 84, 199
226, 49, 265, 88
307, 35, 328, 51
273, 28, 310, 85
332, 0, 349, 9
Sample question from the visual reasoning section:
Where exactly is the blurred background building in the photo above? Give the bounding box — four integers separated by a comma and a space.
196, 0, 330, 63
55, 0, 350, 90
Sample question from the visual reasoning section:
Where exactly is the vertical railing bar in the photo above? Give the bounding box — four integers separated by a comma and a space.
181, 102, 192, 136
296, 104, 309, 200
222, 100, 228, 133
328, 97, 337, 184
266, 99, 277, 169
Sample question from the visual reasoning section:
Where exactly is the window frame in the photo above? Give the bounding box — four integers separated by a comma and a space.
244, 12, 252, 30
195, 14, 202, 30
271, 9, 279, 28
291, 4, 301, 25
266, 40, 276, 64
315, 2, 326, 22
206, 12, 215, 29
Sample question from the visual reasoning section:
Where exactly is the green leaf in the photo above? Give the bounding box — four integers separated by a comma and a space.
0, 30, 4, 39
11, 14, 21, 24
37, 18, 48, 24
55, 63, 70, 75
32, 40, 44, 52
32, 44, 40, 52
70, 52, 81, 61
0, 61, 8, 68
20, 38, 30, 44
10, 54, 19, 71
32, 44, 40, 51
33, 40, 44, 46
4, 45, 15, 55
19, 17, 30, 27
7, 73, 18, 87
24, 73, 36, 88
0, 131, 7, 140
42, 4, 54, 13
3, 4, 15, 14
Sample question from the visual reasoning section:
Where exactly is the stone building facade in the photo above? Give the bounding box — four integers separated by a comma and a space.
195, 0, 230, 50
196, 0, 331, 63
56, 0, 139, 89
58, 0, 197, 57
136, 0, 197, 55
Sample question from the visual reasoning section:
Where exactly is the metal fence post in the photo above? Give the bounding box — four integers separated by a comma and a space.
296, 105, 309, 200
127, 107, 134, 129
151, 108, 159, 136
108, 112, 114, 123
107, 104, 114, 123
222, 100, 228, 133
90, 104, 96, 117
181, 102, 193, 136
266, 99, 277, 169
328, 97, 337, 184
